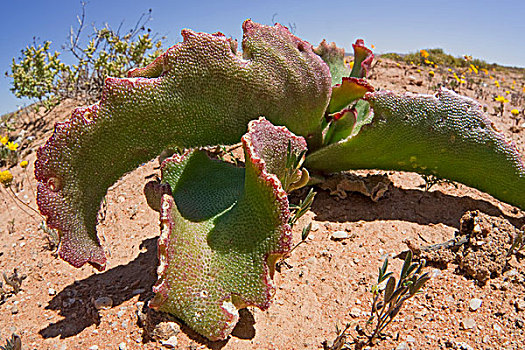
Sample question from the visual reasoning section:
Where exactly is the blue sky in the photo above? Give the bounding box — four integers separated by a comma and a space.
1, 0, 524, 115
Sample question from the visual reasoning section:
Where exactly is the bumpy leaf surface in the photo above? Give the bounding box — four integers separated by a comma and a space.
314, 39, 350, 85
34, 20, 330, 269
305, 88, 525, 210
149, 118, 307, 340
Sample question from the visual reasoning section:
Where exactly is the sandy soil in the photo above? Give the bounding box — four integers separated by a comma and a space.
0, 58, 524, 350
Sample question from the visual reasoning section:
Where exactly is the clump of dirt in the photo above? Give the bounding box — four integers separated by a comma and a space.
417, 210, 521, 283
456, 211, 518, 283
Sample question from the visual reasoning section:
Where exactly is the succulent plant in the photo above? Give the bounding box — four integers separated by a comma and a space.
35, 20, 524, 340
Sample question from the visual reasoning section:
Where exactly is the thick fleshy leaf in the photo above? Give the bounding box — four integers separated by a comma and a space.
305, 88, 525, 210
327, 77, 374, 114
349, 39, 374, 78
149, 118, 306, 340
34, 20, 330, 269
313, 39, 350, 85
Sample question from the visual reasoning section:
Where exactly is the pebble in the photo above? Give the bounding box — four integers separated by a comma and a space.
152, 322, 181, 341
395, 342, 409, 350
493, 323, 502, 332
349, 307, 361, 318
118, 343, 127, 350
469, 298, 482, 311
406, 335, 415, 343
310, 223, 319, 232
330, 231, 349, 240
457, 342, 474, 350
515, 299, 525, 311
460, 317, 476, 330
93, 296, 113, 310
48, 288, 56, 296
117, 310, 126, 318
88, 346, 99, 350
161, 335, 178, 348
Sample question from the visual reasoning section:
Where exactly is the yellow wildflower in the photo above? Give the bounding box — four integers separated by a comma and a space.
469, 64, 478, 74
505, 90, 510, 94
428, 70, 435, 77
494, 80, 500, 87
0, 135, 7, 145
7, 141, 18, 151
448, 68, 452, 72
494, 95, 509, 103
420, 49, 429, 58
481, 68, 488, 75
424, 59, 431, 65
20, 160, 28, 168
0, 170, 13, 186
417, 69, 421, 73
511, 109, 520, 116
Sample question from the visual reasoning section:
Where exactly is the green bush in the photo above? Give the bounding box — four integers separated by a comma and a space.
6, 7, 165, 111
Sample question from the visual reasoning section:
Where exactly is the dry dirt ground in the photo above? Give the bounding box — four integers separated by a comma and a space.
0, 58, 524, 350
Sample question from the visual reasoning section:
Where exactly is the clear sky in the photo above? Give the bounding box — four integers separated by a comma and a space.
1, 0, 524, 115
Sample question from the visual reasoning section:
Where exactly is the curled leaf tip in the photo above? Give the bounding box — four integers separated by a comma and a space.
350, 39, 374, 78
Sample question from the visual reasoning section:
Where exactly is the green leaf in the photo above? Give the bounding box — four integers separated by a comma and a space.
149, 118, 306, 340
400, 250, 413, 281
384, 276, 396, 303
305, 88, 525, 210
349, 39, 374, 78
313, 40, 350, 86
35, 20, 330, 269
327, 78, 374, 114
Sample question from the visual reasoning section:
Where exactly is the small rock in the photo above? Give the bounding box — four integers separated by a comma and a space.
349, 307, 361, 318
118, 343, 127, 350
460, 317, 476, 330
11, 305, 19, 314
493, 323, 502, 332
152, 321, 181, 341
117, 310, 126, 318
406, 335, 415, 343
331, 231, 349, 240
48, 288, 56, 296
93, 296, 113, 310
161, 335, 178, 348
310, 223, 319, 232
469, 298, 482, 311
457, 342, 474, 350
88, 346, 99, 350
515, 299, 525, 311
396, 341, 409, 350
